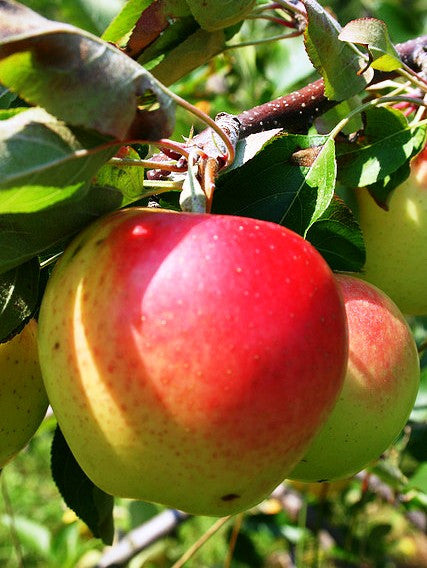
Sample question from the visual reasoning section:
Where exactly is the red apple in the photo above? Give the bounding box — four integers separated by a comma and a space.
289, 274, 420, 482
38, 208, 347, 516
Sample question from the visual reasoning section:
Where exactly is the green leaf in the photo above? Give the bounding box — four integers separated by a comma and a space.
102, 0, 153, 44
406, 422, 427, 462
369, 460, 407, 491
317, 96, 364, 135
137, 16, 199, 69
0, 257, 40, 342
0, 515, 51, 558
150, 27, 224, 86
51, 426, 115, 545
337, 107, 427, 187
306, 196, 366, 272
304, 0, 373, 101
213, 133, 336, 237
338, 18, 402, 72
186, 0, 255, 31
103, 0, 190, 46
284, 138, 337, 236
0, 85, 17, 109
0, 184, 123, 274
410, 365, 427, 423
60, 0, 123, 36
365, 160, 410, 207
408, 463, 427, 494
0, 108, 117, 212
93, 146, 150, 205
0, 1, 175, 141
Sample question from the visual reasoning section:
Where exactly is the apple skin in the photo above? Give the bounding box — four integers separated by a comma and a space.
355, 147, 427, 315
289, 274, 420, 483
38, 208, 348, 516
0, 320, 49, 468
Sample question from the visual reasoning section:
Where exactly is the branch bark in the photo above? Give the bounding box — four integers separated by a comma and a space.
146, 35, 427, 180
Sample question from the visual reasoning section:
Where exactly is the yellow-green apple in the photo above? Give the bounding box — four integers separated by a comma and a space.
289, 274, 420, 483
38, 208, 348, 516
0, 320, 48, 468
355, 146, 427, 315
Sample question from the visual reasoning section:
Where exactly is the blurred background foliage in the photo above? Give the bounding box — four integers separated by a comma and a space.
1, 1, 427, 567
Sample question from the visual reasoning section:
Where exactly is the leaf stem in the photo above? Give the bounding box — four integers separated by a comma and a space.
142, 179, 184, 190
275, 0, 306, 17
108, 157, 186, 172
225, 29, 303, 51
396, 64, 427, 93
328, 95, 427, 140
156, 87, 235, 169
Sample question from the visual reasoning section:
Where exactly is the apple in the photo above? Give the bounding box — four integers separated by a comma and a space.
38, 208, 348, 516
355, 146, 427, 315
289, 274, 420, 483
0, 320, 49, 468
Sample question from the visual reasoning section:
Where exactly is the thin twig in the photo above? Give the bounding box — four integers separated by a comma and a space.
224, 513, 244, 568
171, 516, 232, 568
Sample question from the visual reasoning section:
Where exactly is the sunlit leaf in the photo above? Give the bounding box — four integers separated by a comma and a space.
304, 0, 373, 100
339, 18, 402, 72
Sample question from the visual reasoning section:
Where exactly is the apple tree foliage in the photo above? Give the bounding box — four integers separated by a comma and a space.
0, 0, 426, 546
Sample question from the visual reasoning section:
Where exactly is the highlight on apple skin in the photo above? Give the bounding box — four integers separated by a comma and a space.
0, 320, 49, 468
37, 208, 348, 516
356, 146, 427, 316
288, 274, 420, 483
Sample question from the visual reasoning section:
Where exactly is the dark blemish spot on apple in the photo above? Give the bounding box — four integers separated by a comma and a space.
70, 243, 83, 259
95, 238, 105, 247
317, 479, 329, 483
221, 493, 240, 502
53, 342, 60, 350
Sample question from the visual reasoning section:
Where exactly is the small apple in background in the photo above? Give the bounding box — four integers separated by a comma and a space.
38, 208, 348, 516
288, 274, 420, 483
0, 320, 49, 468
355, 145, 427, 315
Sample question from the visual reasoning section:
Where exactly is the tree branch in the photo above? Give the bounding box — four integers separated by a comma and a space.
96, 509, 190, 568
146, 35, 427, 180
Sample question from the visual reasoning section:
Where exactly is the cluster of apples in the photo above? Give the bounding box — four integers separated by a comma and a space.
0, 151, 424, 518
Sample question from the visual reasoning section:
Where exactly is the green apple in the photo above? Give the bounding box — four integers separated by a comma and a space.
38, 208, 348, 516
356, 147, 427, 315
289, 274, 420, 482
0, 320, 48, 468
